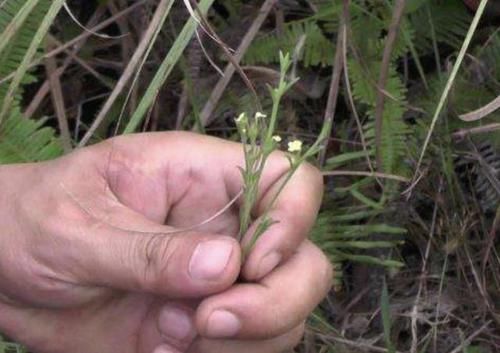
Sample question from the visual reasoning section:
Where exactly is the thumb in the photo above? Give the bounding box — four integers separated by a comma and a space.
59, 213, 241, 298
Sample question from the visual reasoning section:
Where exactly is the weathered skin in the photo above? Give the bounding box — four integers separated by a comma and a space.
0, 132, 332, 353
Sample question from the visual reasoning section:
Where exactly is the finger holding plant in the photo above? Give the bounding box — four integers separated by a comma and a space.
236, 52, 331, 258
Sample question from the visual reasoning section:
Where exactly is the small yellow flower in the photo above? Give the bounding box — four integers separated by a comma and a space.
287, 139, 303, 153
272, 135, 282, 143
254, 112, 267, 119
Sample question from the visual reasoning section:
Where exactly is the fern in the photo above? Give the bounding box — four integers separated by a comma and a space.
409, 1, 472, 54
0, 0, 63, 164
411, 25, 500, 152
0, 0, 53, 105
0, 109, 63, 163
480, 31, 500, 75
243, 3, 340, 67
454, 142, 500, 212
312, 205, 405, 290
244, 21, 335, 68
348, 7, 411, 176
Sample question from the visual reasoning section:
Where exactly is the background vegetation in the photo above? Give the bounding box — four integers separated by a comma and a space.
0, 0, 499, 352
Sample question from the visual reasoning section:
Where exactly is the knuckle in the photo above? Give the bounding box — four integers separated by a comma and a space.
133, 233, 177, 292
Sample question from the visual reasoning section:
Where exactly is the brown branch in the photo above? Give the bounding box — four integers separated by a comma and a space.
78, 0, 174, 147
44, 44, 72, 152
47, 35, 113, 89
373, 0, 406, 172
24, 7, 107, 119
108, 1, 138, 114
318, 0, 349, 166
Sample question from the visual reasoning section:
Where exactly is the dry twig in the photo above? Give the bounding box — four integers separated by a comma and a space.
198, 0, 278, 127
318, 0, 348, 166
79, 0, 174, 146
44, 44, 72, 152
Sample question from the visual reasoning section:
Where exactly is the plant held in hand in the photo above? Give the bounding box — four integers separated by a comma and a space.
236, 52, 331, 256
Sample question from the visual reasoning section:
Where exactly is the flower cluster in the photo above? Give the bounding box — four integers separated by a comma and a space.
235, 52, 330, 257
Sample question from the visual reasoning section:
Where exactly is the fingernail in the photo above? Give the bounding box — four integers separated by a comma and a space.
158, 305, 194, 341
257, 251, 282, 279
206, 310, 241, 338
189, 239, 233, 280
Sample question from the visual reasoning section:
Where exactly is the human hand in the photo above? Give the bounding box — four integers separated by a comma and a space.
0, 132, 332, 353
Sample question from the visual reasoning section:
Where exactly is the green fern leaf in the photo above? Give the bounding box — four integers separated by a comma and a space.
0, 0, 53, 105
0, 108, 63, 163
244, 21, 335, 67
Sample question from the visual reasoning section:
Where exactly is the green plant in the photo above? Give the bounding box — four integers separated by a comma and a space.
236, 52, 331, 255
0, 0, 499, 351
0, 0, 63, 163
0, 335, 27, 353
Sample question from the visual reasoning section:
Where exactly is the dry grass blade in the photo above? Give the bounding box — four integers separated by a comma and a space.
410, 179, 441, 353
63, 1, 126, 39
448, 321, 492, 353
452, 122, 500, 139
182, 0, 229, 50
319, 334, 405, 353
342, 13, 382, 188
185, 0, 260, 108
198, 0, 278, 128
459, 94, 500, 121
78, 0, 175, 146
47, 35, 113, 89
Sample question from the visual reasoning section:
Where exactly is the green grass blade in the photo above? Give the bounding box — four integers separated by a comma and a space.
0, 0, 65, 124
413, 0, 489, 179
124, 0, 216, 133
0, 0, 41, 56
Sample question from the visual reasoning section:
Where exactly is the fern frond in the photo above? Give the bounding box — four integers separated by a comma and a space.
244, 21, 335, 67
312, 205, 404, 289
409, 1, 472, 53
0, 108, 63, 163
348, 56, 410, 174
0, 0, 53, 105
